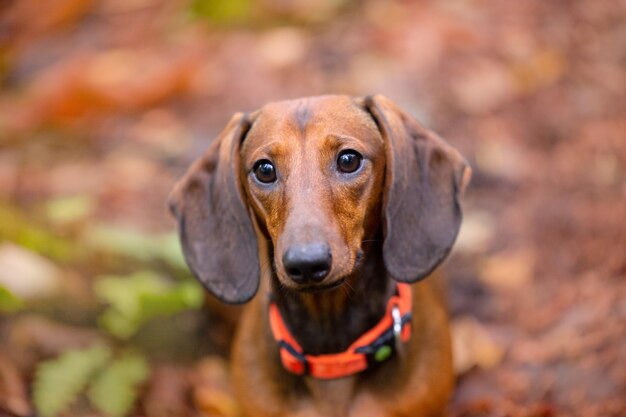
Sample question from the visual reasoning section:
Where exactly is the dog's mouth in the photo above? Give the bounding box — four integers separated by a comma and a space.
296, 277, 347, 293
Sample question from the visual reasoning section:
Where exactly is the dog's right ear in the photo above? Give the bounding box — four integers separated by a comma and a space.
168, 113, 259, 304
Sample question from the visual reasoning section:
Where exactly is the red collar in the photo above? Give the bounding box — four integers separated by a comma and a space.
268, 283, 413, 380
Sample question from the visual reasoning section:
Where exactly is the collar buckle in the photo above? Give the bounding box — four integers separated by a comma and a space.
391, 304, 405, 358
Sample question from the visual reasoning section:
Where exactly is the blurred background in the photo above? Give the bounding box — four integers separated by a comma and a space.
0, 0, 624, 416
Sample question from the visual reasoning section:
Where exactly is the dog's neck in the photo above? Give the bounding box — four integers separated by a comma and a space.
270, 240, 395, 355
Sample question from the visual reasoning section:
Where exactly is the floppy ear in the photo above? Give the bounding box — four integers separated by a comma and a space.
364, 95, 471, 282
168, 113, 259, 304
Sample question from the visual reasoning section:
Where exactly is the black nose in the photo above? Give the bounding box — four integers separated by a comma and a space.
282, 243, 332, 284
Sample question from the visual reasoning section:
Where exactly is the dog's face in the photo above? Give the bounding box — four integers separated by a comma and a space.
170, 95, 470, 303
240, 96, 386, 291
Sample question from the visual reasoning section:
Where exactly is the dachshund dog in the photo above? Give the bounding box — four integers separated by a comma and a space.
170, 95, 470, 417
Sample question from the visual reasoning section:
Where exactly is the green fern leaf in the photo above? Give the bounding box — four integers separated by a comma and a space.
0, 285, 23, 312
33, 345, 111, 417
88, 352, 149, 417
95, 271, 203, 339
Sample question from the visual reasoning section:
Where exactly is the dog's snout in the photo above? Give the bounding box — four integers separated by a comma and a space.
282, 243, 332, 284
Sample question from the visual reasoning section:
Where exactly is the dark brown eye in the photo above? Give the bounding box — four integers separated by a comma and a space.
337, 150, 363, 173
253, 160, 277, 183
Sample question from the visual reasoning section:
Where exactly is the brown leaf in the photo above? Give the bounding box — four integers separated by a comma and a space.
479, 249, 535, 291
144, 365, 192, 417
5, 316, 106, 373
0, 353, 31, 417
192, 357, 240, 417
452, 317, 505, 375
1, 0, 93, 48
451, 59, 516, 114
2, 44, 203, 134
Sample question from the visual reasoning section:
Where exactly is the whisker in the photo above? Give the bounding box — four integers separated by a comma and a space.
343, 279, 355, 297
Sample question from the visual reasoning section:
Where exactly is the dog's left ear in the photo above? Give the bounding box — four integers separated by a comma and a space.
168, 113, 259, 304
363, 95, 471, 283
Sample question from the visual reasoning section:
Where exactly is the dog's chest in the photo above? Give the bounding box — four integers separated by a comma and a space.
304, 376, 356, 417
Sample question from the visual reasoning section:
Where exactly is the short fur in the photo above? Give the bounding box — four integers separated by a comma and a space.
170, 95, 470, 417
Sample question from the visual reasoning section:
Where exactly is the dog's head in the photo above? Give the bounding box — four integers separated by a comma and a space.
169, 95, 470, 303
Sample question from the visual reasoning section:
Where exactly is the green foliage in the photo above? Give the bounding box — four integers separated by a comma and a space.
0, 203, 187, 272
95, 271, 203, 339
45, 195, 94, 224
84, 225, 187, 270
0, 285, 23, 312
0, 203, 77, 262
88, 352, 149, 417
189, 0, 252, 24
33, 346, 111, 417
155, 232, 189, 271
33, 347, 149, 417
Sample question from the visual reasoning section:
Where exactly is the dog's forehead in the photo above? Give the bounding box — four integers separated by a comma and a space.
260, 95, 356, 119
245, 95, 379, 145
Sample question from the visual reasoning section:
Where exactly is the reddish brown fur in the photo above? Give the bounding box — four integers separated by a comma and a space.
170, 95, 470, 417
241, 97, 386, 318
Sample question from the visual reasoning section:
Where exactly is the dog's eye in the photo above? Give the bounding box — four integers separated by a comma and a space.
337, 150, 363, 174
253, 160, 277, 183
